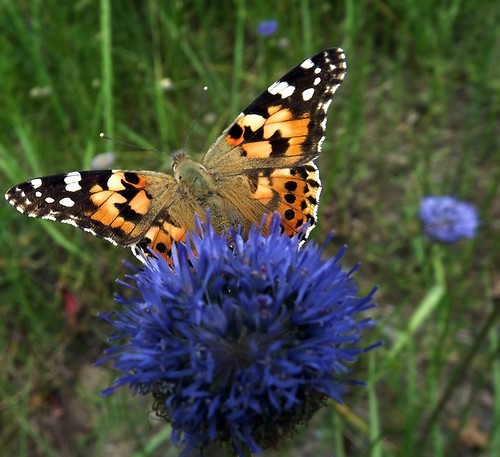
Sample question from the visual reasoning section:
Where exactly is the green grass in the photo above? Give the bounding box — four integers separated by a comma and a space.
1, 0, 499, 456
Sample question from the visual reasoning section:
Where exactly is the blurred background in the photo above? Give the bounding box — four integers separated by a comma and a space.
0, 1, 499, 456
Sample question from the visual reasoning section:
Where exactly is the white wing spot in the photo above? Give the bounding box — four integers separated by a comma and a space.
268, 81, 296, 99
83, 227, 97, 237
104, 236, 118, 246
30, 178, 42, 189
61, 218, 79, 228
59, 197, 75, 207
314, 77, 321, 85
268, 81, 280, 94
280, 84, 295, 99
300, 58, 314, 69
45, 197, 55, 204
64, 172, 82, 192
322, 99, 332, 113
35, 191, 42, 198
318, 135, 326, 151
302, 88, 315, 101
314, 67, 321, 74
65, 181, 82, 192
65, 171, 82, 182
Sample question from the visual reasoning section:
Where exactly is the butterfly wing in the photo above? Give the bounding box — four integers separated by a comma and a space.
5, 169, 192, 260
202, 48, 346, 237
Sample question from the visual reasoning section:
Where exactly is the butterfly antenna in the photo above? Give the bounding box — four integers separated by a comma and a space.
182, 85, 208, 156
99, 133, 162, 154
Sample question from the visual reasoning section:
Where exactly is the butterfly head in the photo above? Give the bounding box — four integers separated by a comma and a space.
171, 149, 187, 171
173, 154, 214, 197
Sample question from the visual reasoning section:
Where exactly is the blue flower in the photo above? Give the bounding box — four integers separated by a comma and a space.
419, 196, 479, 243
256, 19, 278, 37
99, 216, 378, 456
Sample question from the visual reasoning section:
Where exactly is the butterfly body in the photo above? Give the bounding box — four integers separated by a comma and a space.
6, 48, 347, 261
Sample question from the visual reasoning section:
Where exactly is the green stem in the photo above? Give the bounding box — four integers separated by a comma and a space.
100, 0, 114, 137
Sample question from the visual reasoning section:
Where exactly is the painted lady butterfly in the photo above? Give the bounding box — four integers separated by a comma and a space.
5, 48, 346, 261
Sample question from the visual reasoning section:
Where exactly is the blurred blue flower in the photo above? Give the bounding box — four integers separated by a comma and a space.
90, 151, 116, 169
257, 19, 278, 37
419, 196, 479, 243
99, 216, 378, 456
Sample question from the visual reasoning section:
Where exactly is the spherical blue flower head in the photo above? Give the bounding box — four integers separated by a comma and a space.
99, 215, 378, 456
419, 196, 479, 243
256, 19, 278, 37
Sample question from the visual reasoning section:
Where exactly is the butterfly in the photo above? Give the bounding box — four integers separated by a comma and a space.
5, 48, 346, 262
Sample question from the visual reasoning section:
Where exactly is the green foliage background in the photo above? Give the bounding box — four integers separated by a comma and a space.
0, 1, 499, 456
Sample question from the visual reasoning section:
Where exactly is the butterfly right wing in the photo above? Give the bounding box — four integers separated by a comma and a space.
200, 48, 346, 239
202, 48, 346, 174
5, 169, 192, 260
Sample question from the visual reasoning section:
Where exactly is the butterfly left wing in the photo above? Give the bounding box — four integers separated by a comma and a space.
5, 170, 186, 258
202, 48, 346, 238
